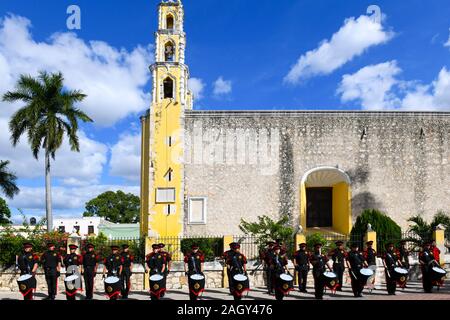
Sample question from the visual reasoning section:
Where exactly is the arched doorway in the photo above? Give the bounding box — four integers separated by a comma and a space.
300, 166, 352, 235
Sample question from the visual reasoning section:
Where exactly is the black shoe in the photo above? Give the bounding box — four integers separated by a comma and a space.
43, 296, 51, 300
300, 289, 308, 293
337, 288, 342, 291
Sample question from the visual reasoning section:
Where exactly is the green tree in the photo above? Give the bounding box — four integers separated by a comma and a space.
3, 71, 92, 231
0, 160, 19, 199
239, 215, 294, 256
83, 190, 140, 223
407, 211, 450, 244
0, 197, 12, 225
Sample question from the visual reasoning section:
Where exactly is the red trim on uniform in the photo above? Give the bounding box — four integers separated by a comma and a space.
106, 290, 121, 299
65, 288, 83, 296
190, 288, 205, 296
19, 288, 34, 297
150, 288, 166, 299
276, 286, 294, 295
231, 287, 250, 297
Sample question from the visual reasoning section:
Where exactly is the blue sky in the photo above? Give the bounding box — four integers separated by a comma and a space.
1, 0, 450, 223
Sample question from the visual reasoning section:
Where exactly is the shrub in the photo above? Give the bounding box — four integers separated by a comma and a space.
180, 238, 223, 261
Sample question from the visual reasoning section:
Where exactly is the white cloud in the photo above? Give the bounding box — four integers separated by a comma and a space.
109, 133, 141, 181
0, 119, 108, 185
7, 184, 139, 212
284, 15, 394, 84
0, 14, 153, 126
188, 77, 205, 100
213, 76, 232, 96
337, 61, 450, 111
337, 61, 401, 110
444, 28, 450, 48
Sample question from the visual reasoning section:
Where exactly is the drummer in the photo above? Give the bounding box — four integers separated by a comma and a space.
63, 244, 83, 300
346, 243, 368, 297
102, 245, 123, 300
159, 243, 172, 275
292, 243, 310, 293
363, 241, 377, 289
309, 243, 333, 300
120, 244, 134, 299
145, 244, 166, 275
184, 244, 205, 276
260, 241, 275, 294
81, 243, 99, 300
328, 241, 347, 291
222, 242, 238, 292
397, 240, 410, 269
268, 244, 289, 293
382, 242, 403, 295
41, 242, 62, 300
16, 242, 39, 300
419, 241, 437, 293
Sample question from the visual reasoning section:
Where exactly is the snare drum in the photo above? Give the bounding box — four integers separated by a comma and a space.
64, 274, 80, 296
17, 274, 36, 297
430, 266, 446, 285
359, 268, 374, 285
188, 274, 205, 296
276, 273, 294, 295
322, 271, 339, 291
104, 276, 121, 299
231, 273, 250, 297
149, 274, 166, 299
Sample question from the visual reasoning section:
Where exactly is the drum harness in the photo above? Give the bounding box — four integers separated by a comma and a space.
190, 255, 205, 298
231, 254, 250, 297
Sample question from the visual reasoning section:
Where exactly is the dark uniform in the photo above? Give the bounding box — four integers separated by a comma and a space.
159, 243, 172, 275
104, 246, 123, 300
184, 248, 205, 275
309, 243, 330, 299
82, 244, 99, 300
145, 251, 166, 275
268, 246, 288, 299
63, 245, 83, 300
16, 243, 39, 300
40, 243, 61, 300
419, 242, 435, 293
120, 244, 134, 299
261, 241, 275, 294
383, 243, 400, 295
292, 243, 309, 292
329, 241, 347, 291
397, 241, 410, 269
346, 244, 366, 297
222, 243, 237, 292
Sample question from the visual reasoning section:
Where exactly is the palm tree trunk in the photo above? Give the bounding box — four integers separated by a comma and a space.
45, 151, 53, 231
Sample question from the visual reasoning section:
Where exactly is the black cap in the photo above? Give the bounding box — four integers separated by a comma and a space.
366, 240, 374, 245
266, 241, 275, 246
68, 244, 78, 250
314, 243, 323, 248
23, 242, 33, 249
47, 242, 55, 248
122, 244, 129, 249
335, 241, 344, 246
191, 244, 199, 249
152, 244, 160, 249
350, 243, 359, 248
299, 243, 307, 247
385, 242, 394, 248
158, 243, 165, 249
111, 245, 119, 250
86, 243, 94, 249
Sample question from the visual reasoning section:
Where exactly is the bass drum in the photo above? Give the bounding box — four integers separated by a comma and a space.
104, 276, 121, 299
393, 267, 409, 287
322, 271, 339, 291
149, 274, 166, 300
188, 274, 205, 300
430, 266, 446, 286
64, 274, 80, 297
359, 268, 374, 286
232, 273, 250, 300
17, 274, 36, 297
275, 273, 294, 300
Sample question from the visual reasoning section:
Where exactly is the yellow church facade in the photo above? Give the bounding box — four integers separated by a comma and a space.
140, 0, 450, 240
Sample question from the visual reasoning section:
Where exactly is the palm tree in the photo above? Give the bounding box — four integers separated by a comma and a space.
2, 71, 93, 231
407, 211, 450, 244
0, 160, 20, 198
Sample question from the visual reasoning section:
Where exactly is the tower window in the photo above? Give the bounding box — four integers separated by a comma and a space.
164, 42, 175, 62
166, 15, 174, 30
163, 77, 174, 99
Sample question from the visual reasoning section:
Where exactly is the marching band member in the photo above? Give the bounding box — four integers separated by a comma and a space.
222, 242, 238, 292
269, 245, 289, 296
363, 240, 377, 289
82, 243, 99, 300
292, 243, 310, 293
397, 240, 410, 269
159, 243, 172, 275
309, 243, 333, 300
382, 242, 403, 295
120, 244, 134, 299
145, 244, 166, 275
16, 242, 39, 300
102, 245, 123, 300
260, 241, 275, 294
328, 241, 347, 291
430, 240, 441, 265
184, 244, 205, 300
41, 242, 62, 300
63, 244, 83, 300
346, 243, 368, 297
419, 241, 437, 293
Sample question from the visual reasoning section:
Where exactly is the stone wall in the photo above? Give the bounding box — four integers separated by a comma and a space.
183, 111, 450, 235
2, 256, 449, 292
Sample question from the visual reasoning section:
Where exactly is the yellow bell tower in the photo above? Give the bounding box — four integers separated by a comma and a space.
140, 0, 192, 239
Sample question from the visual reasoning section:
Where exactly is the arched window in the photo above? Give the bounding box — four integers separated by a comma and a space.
164, 42, 175, 62
163, 77, 174, 99
166, 15, 174, 30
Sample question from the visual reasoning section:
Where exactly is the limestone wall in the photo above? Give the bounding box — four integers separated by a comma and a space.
183, 111, 450, 235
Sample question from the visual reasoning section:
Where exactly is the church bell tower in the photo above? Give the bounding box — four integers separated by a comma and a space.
140, 0, 192, 239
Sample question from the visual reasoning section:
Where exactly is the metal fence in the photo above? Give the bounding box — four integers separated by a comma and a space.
79, 237, 145, 264
232, 235, 261, 260
153, 236, 223, 262
377, 232, 424, 258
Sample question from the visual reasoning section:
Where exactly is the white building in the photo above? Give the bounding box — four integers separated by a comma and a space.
53, 216, 103, 237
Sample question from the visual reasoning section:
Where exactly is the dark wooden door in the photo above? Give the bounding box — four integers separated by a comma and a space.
306, 187, 332, 228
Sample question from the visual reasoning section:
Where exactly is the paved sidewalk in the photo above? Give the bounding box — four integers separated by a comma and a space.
1, 281, 449, 301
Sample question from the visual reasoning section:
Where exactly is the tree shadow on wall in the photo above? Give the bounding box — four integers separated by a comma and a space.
352, 192, 383, 218
347, 168, 370, 187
